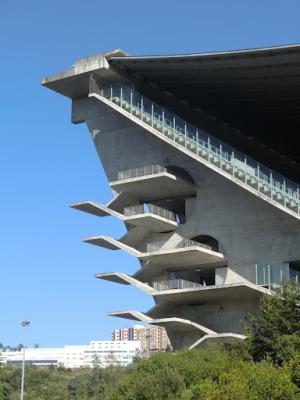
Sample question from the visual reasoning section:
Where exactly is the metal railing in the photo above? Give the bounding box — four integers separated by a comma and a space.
151, 279, 202, 291
146, 238, 212, 253
124, 203, 176, 222
255, 262, 300, 289
91, 79, 300, 216
117, 165, 165, 181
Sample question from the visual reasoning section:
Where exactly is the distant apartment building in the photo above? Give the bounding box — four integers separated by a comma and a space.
1, 340, 140, 368
112, 324, 172, 353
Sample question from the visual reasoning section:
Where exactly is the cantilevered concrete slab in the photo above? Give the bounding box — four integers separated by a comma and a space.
84, 235, 225, 269
82, 235, 141, 256
71, 200, 177, 232
152, 282, 270, 303
110, 172, 196, 202
106, 309, 245, 349
124, 213, 178, 232
107, 310, 153, 322
70, 201, 125, 219
41, 49, 127, 98
140, 246, 225, 268
95, 273, 270, 305
145, 284, 271, 320
190, 333, 246, 349
107, 310, 216, 336
95, 272, 154, 294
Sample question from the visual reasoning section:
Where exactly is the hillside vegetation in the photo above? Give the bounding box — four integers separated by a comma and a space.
1, 282, 300, 400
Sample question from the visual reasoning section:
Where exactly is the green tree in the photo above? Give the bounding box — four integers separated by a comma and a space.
246, 280, 300, 364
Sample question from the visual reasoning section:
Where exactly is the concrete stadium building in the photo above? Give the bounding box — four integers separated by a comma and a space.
42, 45, 300, 350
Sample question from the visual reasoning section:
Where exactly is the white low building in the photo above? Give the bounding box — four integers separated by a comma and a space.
1, 340, 141, 368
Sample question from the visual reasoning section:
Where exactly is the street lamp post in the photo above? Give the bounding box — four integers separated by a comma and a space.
20, 320, 31, 400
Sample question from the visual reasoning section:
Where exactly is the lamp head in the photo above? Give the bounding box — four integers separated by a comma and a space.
20, 320, 31, 327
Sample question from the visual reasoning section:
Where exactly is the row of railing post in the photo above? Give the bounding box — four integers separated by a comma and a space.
99, 82, 300, 215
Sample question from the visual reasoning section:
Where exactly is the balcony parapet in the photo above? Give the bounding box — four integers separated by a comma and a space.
141, 238, 224, 269
110, 165, 196, 201
151, 279, 202, 291
123, 203, 179, 232
150, 281, 271, 305
117, 165, 192, 183
124, 203, 176, 222
146, 238, 211, 253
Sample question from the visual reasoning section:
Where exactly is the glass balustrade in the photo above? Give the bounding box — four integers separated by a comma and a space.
255, 262, 300, 289
90, 79, 300, 216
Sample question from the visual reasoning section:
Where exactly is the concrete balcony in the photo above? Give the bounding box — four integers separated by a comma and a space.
96, 272, 270, 305
140, 238, 225, 269
84, 235, 225, 270
70, 200, 178, 233
95, 272, 154, 294
123, 203, 178, 232
70, 201, 124, 218
110, 165, 196, 201
151, 281, 270, 304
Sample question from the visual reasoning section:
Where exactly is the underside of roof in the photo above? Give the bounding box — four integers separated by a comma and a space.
108, 44, 300, 183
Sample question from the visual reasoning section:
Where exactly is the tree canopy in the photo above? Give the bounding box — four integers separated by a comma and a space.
1, 281, 300, 399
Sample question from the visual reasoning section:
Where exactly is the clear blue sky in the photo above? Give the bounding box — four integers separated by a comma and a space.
1, 0, 300, 347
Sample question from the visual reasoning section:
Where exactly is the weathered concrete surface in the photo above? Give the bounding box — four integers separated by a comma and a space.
70, 95, 300, 341
72, 98, 300, 277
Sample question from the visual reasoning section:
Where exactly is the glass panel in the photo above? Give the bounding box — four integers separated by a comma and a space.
256, 262, 290, 288
96, 81, 300, 215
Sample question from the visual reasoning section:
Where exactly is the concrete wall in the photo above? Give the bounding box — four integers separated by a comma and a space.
170, 298, 260, 334
73, 97, 300, 281
72, 96, 300, 336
